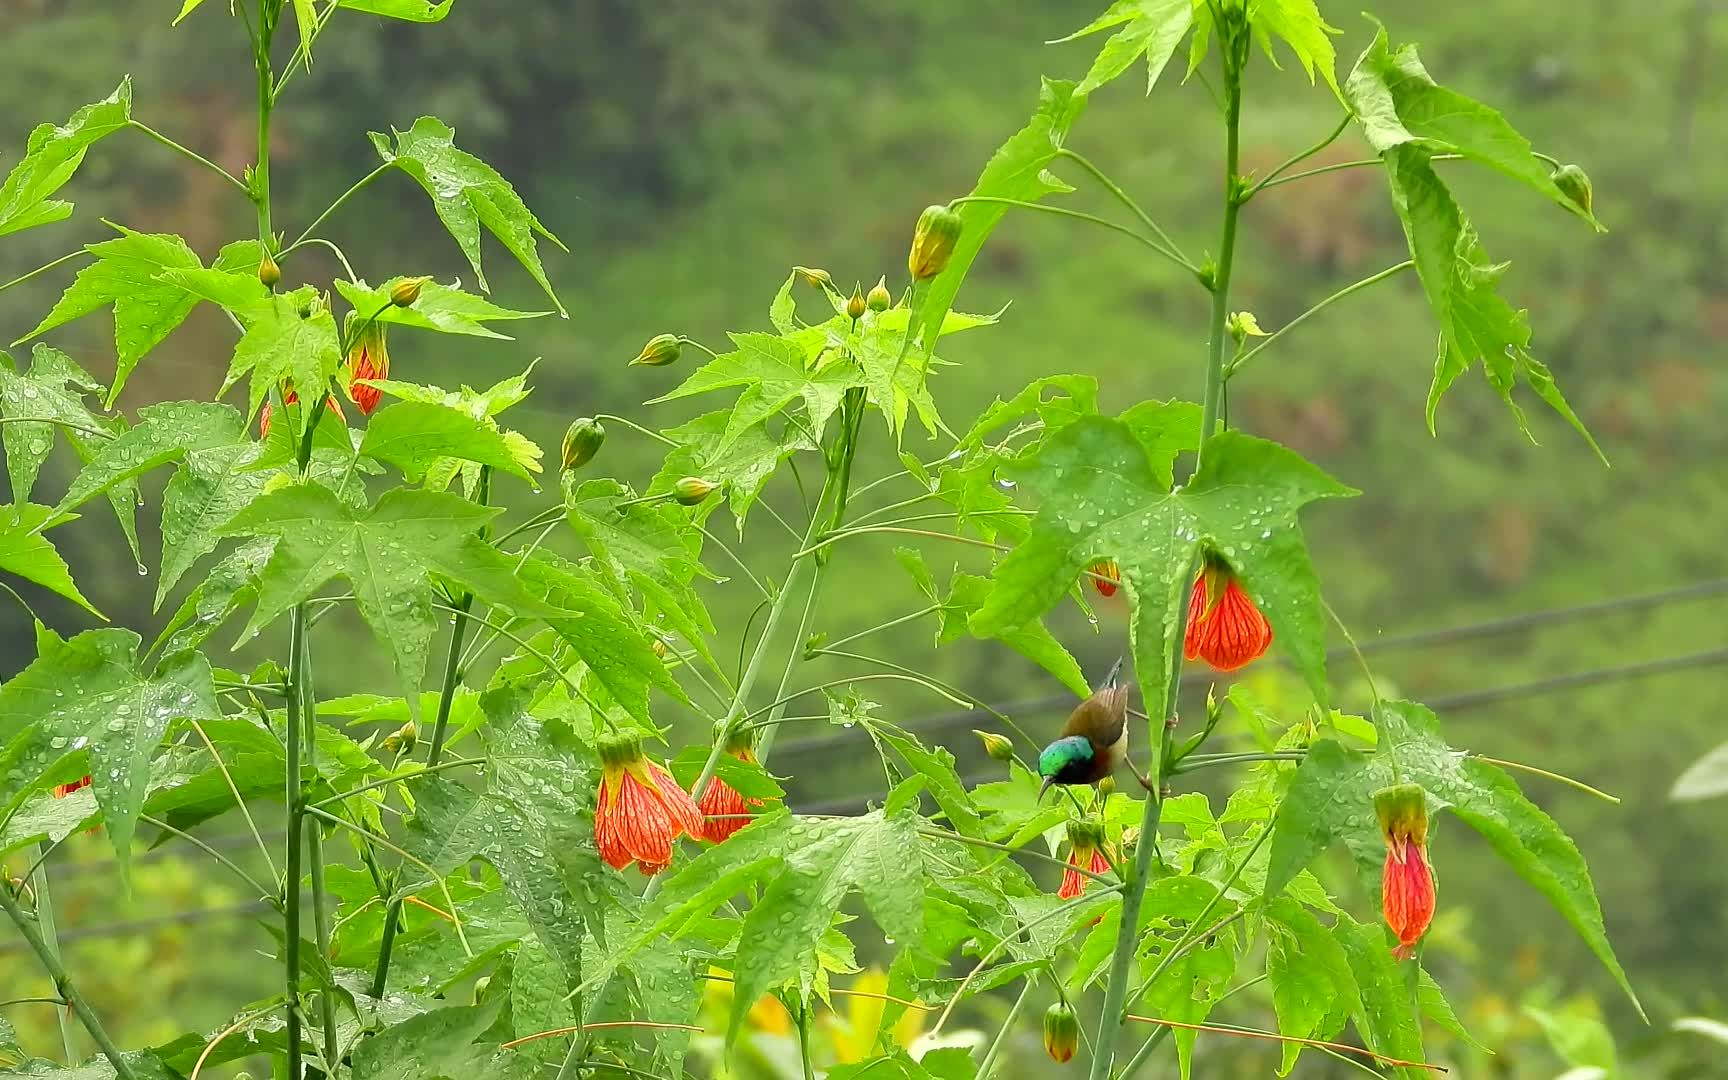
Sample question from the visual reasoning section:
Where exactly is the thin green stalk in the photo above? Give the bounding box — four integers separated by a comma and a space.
1172, 750, 1306, 774
822, 604, 939, 652
1242, 111, 1352, 199
795, 524, 1009, 561
252, 3, 277, 249
948, 196, 1192, 273
297, 625, 340, 1071
797, 999, 816, 1080
1057, 147, 1197, 272
1226, 261, 1413, 377
139, 814, 274, 899
23, 848, 77, 1063
1088, 27, 1247, 1080
977, 978, 1035, 1078
312, 758, 484, 810
128, 121, 250, 195
286, 162, 394, 253
0, 250, 91, 298
0, 885, 134, 1080
282, 604, 307, 1080
1255, 151, 1464, 192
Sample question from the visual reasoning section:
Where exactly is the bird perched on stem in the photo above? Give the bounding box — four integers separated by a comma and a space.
1037, 657, 1152, 800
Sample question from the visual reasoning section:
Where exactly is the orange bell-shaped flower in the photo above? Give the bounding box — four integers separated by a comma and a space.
1089, 559, 1121, 598
1376, 783, 1436, 960
1183, 558, 1272, 671
698, 732, 766, 844
594, 733, 703, 876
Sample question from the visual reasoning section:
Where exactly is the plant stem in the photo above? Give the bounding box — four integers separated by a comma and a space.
296, 622, 340, 1071
252, 1, 278, 249
282, 604, 307, 1080
0, 872, 135, 1079
1243, 111, 1352, 199
1056, 147, 1198, 273
796, 999, 816, 1080
1226, 261, 1414, 377
947, 196, 1193, 274
286, 163, 394, 253
1087, 27, 1248, 1080
128, 121, 250, 195
977, 978, 1035, 1078
0, 250, 92, 298
22, 847, 77, 1063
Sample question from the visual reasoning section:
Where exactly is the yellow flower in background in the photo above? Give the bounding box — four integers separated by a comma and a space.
822, 968, 925, 1064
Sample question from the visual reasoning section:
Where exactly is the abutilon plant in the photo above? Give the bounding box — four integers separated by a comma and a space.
0, 1, 1637, 1078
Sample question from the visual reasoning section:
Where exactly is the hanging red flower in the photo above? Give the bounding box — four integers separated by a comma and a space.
698, 734, 766, 844
594, 733, 703, 876
52, 775, 92, 799
346, 318, 390, 416
1183, 557, 1273, 671
1057, 818, 1112, 900
1375, 783, 1437, 960
1089, 559, 1121, 597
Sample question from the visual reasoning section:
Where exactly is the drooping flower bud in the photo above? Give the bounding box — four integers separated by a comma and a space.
381, 720, 418, 756
630, 333, 682, 368
698, 727, 766, 844
561, 417, 605, 472
258, 254, 281, 288
1058, 817, 1110, 900
390, 276, 429, 308
1551, 163, 1594, 217
1043, 1001, 1079, 1064
1375, 783, 1436, 960
846, 283, 868, 321
793, 266, 833, 289
907, 203, 963, 280
674, 476, 717, 506
1096, 775, 1115, 797
867, 275, 892, 312
344, 315, 391, 416
973, 729, 1014, 762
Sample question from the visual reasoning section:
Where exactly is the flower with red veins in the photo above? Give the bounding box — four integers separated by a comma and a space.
1375, 783, 1436, 960
698, 731, 766, 844
1183, 556, 1273, 671
1057, 818, 1112, 900
52, 775, 91, 799
345, 317, 390, 415
1089, 559, 1121, 597
594, 733, 703, 876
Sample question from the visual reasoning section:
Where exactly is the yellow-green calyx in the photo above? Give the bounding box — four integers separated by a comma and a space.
866, 275, 892, 312
562, 417, 605, 472
1373, 782, 1429, 853
674, 476, 717, 506
390, 276, 429, 307
974, 729, 1013, 762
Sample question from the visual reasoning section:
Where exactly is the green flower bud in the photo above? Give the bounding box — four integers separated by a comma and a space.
561, 417, 605, 472
973, 729, 1013, 762
794, 265, 833, 289
907, 204, 963, 280
674, 476, 717, 506
867, 275, 892, 312
846, 283, 868, 321
630, 333, 683, 367
1551, 163, 1594, 217
390, 276, 429, 308
381, 720, 418, 756
258, 254, 281, 288
1043, 1001, 1079, 1064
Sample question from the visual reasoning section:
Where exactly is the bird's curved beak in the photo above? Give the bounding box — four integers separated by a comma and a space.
1038, 776, 1055, 801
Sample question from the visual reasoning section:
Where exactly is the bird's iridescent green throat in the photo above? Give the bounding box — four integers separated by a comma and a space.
1039, 735, 1094, 780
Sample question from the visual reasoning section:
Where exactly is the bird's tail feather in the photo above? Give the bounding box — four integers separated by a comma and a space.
1104, 654, 1125, 688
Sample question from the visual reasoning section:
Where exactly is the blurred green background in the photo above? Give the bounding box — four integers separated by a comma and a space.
2, 0, 1726, 1076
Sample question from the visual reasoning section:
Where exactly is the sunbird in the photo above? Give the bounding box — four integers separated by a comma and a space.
1037, 657, 1152, 800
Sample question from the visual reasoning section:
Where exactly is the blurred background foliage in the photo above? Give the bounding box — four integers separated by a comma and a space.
1, 0, 1726, 1076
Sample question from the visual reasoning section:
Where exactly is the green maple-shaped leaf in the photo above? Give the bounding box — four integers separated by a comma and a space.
15, 228, 212, 405
1346, 25, 1602, 231
0, 625, 220, 882
404, 685, 597, 995
513, 550, 688, 725
363, 370, 540, 493
727, 808, 925, 1042
0, 345, 140, 561
563, 477, 715, 644
913, 79, 1087, 354
333, 277, 549, 339
652, 331, 854, 453
350, 1001, 501, 1080
1053, 0, 1195, 95
220, 287, 344, 432
53, 400, 244, 517
1265, 897, 1356, 1074
649, 409, 811, 532
972, 417, 1354, 717
359, 399, 538, 483
151, 539, 273, 657
155, 440, 269, 609
1135, 876, 1240, 1079
0, 80, 132, 238
372, 117, 567, 314
1265, 699, 1640, 1014
1343, 43, 1602, 458
217, 483, 563, 711
1249, 0, 1342, 98
0, 504, 100, 617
